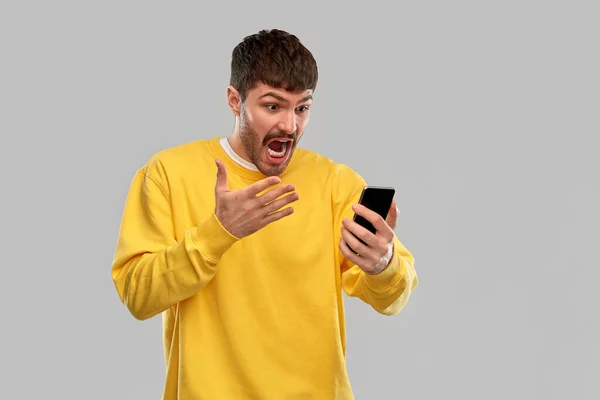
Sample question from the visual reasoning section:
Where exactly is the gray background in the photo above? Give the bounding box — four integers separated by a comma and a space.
1, 1, 598, 399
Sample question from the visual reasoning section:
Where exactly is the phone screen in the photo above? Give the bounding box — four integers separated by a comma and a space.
353, 186, 395, 234
347, 186, 395, 252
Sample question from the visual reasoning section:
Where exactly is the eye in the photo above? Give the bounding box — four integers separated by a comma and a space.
266, 104, 278, 111
297, 105, 310, 112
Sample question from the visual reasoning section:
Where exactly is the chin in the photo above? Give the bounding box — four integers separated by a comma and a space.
257, 162, 288, 177
256, 144, 295, 176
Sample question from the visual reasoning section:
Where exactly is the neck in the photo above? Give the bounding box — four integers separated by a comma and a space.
228, 119, 252, 163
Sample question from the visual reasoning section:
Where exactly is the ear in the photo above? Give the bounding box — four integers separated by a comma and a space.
227, 86, 241, 116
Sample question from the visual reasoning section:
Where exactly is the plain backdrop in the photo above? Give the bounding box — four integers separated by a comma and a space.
1, 1, 599, 399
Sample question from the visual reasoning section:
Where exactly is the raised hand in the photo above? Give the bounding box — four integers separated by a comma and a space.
214, 159, 299, 238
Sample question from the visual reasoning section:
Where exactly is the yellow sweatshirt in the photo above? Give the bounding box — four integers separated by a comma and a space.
111, 136, 418, 400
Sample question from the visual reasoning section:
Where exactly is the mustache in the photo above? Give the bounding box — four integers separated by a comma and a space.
262, 132, 297, 146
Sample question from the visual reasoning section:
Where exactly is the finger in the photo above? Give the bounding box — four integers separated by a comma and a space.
340, 226, 370, 257
387, 200, 397, 222
342, 222, 387, 263
257, 183, 296, 204
214, 159, 229, 193
339, 237, 362, 265
263, 191, 300, 215
244, 175, 282, 197
342, 218, 377, 247
353, 204, 393, 239
262, 206, 295, 225
386, 199, 398, 230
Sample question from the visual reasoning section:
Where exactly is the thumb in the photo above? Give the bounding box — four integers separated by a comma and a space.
214, 159, 228, 193
386, 199, 399, 231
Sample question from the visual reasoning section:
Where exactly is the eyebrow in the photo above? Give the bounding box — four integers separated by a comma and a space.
259, 91, 313, 104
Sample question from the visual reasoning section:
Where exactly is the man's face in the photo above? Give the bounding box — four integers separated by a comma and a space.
237, 82, 313, 176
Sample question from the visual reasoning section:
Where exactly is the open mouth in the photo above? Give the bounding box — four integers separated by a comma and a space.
265, 138, 293, 164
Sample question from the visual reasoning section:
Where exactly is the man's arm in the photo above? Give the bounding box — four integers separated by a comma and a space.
332, 166, 418, 316
111, 161, 239, 321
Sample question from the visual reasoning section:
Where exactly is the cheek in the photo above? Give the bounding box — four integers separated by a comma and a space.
257, 117, 274, 132
245, 111, 268, 135
297, 116, 310, 132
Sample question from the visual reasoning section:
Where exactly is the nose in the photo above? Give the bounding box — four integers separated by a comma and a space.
277, 110, 296, 135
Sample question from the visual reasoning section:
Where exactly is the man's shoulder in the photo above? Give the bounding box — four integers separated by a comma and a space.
143, 137, 213, 167
292, 147, 366, 187
151, 138, 212, 163
137, 137, 216, 183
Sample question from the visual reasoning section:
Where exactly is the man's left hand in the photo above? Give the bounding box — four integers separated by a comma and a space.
339, 200, 399, 275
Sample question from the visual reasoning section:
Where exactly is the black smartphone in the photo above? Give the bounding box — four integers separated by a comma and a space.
346, 186, 395, 253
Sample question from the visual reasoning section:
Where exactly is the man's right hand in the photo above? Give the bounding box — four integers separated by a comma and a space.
213, 158, 299, 238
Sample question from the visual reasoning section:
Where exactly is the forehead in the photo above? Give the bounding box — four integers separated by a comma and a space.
248, 82, 313, 103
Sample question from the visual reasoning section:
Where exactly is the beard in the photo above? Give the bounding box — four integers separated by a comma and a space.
239, 108, 300, 176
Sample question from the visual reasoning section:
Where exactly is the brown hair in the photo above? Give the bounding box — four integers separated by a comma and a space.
230, 29, 318, 102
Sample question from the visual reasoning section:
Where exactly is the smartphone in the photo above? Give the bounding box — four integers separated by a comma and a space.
346, 186, 395, 253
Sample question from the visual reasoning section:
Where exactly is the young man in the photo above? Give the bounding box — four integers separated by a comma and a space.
112, 29, 418, 400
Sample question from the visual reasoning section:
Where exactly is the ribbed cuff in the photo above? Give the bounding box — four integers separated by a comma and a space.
188, 212, 240, 262
363, 252, 407, 291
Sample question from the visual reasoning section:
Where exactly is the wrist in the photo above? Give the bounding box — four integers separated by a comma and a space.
372, 240, 394, 274
188, 212, 240, 262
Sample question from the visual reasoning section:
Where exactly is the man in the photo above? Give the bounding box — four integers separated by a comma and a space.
112, 29, 418, 400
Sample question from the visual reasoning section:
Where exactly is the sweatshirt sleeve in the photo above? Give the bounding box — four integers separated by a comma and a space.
341, 234, 419, 316
111, 161, 239, 321
332, 165, 419, 316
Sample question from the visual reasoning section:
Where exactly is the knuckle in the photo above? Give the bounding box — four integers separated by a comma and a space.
377, 240, 387, 253
261, 193, 275, 204
359, 231, 371, 242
